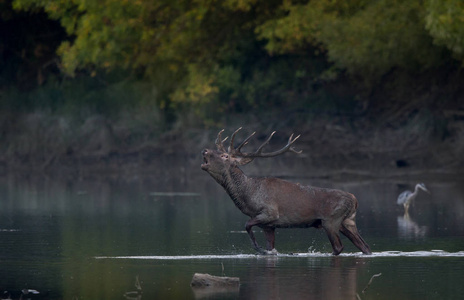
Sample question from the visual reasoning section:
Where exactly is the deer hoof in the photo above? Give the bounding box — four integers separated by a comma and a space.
255, 247, 267, 255
256, 248, 278, 255
265, 249, 278, 255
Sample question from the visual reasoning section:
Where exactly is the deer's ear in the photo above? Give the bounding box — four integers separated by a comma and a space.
232, 157, 254, 166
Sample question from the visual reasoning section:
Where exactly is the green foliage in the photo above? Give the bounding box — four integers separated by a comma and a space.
425, 0, 464, 62
11, 0, 285, 124
8, 0, 464, 127
321, 0, 447, 76
12, 0, 277, 75
13, 0, 152, 75
257, 0, 449, 78
1, 73, 159, 118
11, 0, 464, 79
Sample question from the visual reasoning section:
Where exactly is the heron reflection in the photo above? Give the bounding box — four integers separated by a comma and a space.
397, 183, 430, 215
397, 214, 428, 239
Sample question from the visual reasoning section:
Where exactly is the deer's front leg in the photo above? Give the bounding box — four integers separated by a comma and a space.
245, 218, 264, 253
263, 227, 278, 255
245, 218, 278, 255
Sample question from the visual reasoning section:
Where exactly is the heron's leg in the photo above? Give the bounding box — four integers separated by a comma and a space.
404, 203, 410, 215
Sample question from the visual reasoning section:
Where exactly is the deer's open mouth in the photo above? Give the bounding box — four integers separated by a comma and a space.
201, 150, 209, 170
201, 157, 209, 169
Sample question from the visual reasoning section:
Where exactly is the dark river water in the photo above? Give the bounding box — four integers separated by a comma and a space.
1, 159, 464, 299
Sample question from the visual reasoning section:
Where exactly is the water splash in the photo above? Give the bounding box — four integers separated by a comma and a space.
96, 250, 464, 260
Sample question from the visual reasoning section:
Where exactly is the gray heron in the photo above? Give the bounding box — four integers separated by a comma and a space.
397, 183, 430, 214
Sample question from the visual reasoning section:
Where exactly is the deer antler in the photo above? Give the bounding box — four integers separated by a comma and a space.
216, 128, 301, 163
228, 127, 256, 154
215, 129, 228, 152
237, 131, 302, 158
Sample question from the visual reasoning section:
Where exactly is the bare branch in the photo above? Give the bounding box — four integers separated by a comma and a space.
362, 273, 382, 294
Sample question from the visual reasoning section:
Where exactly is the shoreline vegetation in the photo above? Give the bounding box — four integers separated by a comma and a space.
1, 96, 463, 179
1, 68, 464, 179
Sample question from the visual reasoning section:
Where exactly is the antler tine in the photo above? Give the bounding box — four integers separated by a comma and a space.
228, 127, 242, 153
288, 134, 303, 154
215, 129, 228, 152
228, 127, 257, 154
254, 131, 276, 154
236, 131, 256, 151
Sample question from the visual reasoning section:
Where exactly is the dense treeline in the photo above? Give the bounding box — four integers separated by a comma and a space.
1, 0, 464, 172
9, 0, 464, 76
3, 1, 464, 114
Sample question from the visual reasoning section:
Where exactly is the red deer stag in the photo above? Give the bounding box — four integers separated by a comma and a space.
201, 128, 372, 255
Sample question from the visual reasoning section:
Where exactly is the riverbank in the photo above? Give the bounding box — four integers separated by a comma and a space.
1, 108, 463, 180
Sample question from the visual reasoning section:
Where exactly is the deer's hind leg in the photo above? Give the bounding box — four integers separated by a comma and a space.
322, 220, 344, 255
340, 213, 372, 255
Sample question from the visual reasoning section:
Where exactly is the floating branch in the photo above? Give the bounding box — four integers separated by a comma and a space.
362, 273, 382, 294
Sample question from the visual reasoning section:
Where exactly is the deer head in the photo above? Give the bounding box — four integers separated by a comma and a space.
201, 128, 301, 176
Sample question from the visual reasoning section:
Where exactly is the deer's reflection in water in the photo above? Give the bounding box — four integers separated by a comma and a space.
239, 257, 365, 300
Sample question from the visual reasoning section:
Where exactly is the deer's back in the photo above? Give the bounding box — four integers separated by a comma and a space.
256, 177, 357, 226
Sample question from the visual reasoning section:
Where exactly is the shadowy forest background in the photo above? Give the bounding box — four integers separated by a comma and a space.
1, 0, 464, 176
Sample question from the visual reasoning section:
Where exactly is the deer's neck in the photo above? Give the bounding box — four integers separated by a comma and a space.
217, 166, 255, 213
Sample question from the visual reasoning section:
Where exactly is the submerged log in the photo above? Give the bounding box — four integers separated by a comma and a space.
190, 273, 240, 288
